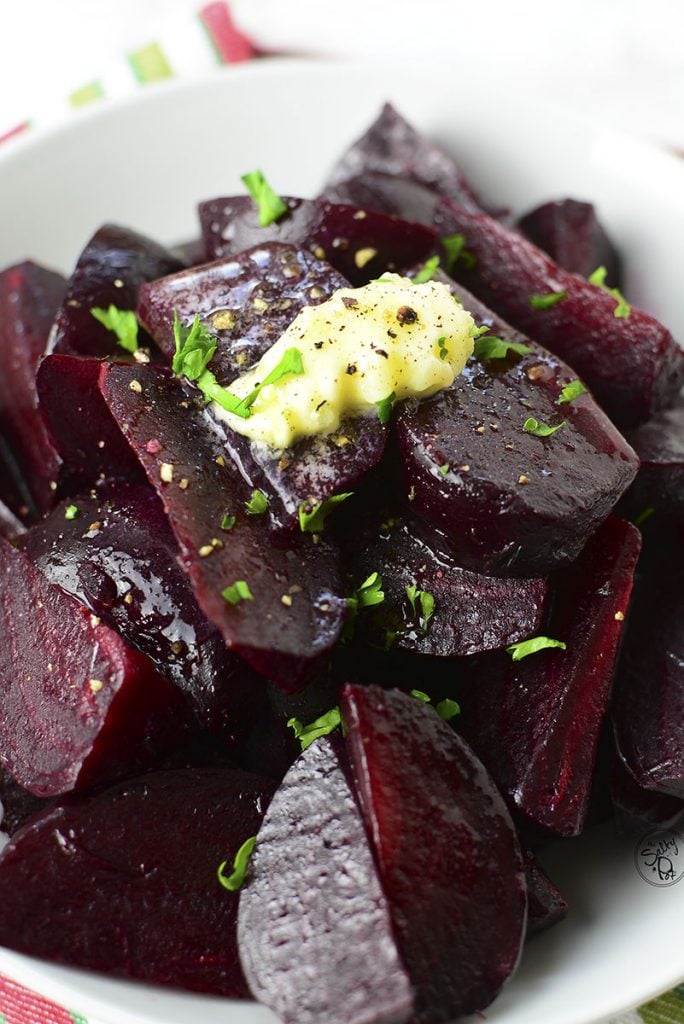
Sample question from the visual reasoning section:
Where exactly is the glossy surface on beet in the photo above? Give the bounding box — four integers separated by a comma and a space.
23, 486, 266, 743
622, 404, 684, 523
239, 735, 413, 1024
342, 684, 526, 1023
100, 363, 346, 689
517, 199, 622, 285
344, 513, 548, 656
0, 538, 187, 796
456, 517, 641, 836
0, 261, 65, 514
37, 354, 145, 490
524, 852, 568, 938
49, 224, 183, 358
396, 270, 638, 576
0, 768, 275, 994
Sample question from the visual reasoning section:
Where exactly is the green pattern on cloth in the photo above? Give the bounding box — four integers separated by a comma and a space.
70, 1013, 88, 1024
69, 81, 104, 108
128, 42, 174, 83
639, 990, 684, 1024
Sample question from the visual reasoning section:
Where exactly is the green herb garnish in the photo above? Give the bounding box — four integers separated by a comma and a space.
587, 265, 631, 318
245, 489, 269, 515
348, 572, 385, 612
405, 584, 436, 631
375, 391, 396, 424
439, 463, 450, 476
529, 290, 567, 310
64, 504, 80, 521
232, 347, 305, 417
217, 836, 256, 892
298, 492, 353, 533
241, 170, 288, 227
410, 689, 431, 702
435, 698, 461, 721
473, 332, 532, 362
172, 313, 250, 419
220, 514, 237, 531
523, 417, 565, 438
633, 506, 655, 527
437, 336, 449, 361
91, 305, 139, 354
287, 706, 342, 751
221, 580, 254, 606
412, 256, 440, 284
506, 636, 567, 661
442, 233, 477, 272
557, 379, 587, 405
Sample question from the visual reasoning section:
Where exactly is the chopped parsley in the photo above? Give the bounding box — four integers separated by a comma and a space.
241, 170, 288, 227
633, 506, 655, 527
298, 492, 353, 533
245, 489, 269, 515
439, 463, 450, 476
232, 347, 305, 417
523, 417, 565, 438
287, 706, 342, 751
410, 689, 431, 702
405, 584, 436, 631
221, 580, 254, 606
506, 636, 567, 661
587, 266, 631, 318
220, 514, 237, 531
348, 572, 385, 612
557, 379, 587, 405
442, 233, 477, 272
437, 336, 449, 361
409, 689, 460, 722
64, 504, 80, 521
217, 836, 256, 892
375, 391, 396, 424
472, 328, 532, 362
412, 256, 440, 284
529, 290, 567, 310
91, 305, 139, 354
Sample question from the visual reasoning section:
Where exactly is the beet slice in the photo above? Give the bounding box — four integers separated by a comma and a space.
524, 851, 568, 938
0, 537, 188, 796
456, 517, 641, 836
344, 513, 547, 656
325, 102, 486, 213
199, 195, 437, 285
610, 750, 684, 837
238, 735, 413, 1024
621, 404, 684, 523
0, 261, 65, 513
341, 684, 526, 1023
23, 486, 266, 743
49, 224, 183, 359
395, 270, 638, 576
0, 767, 275, 994
517, 199, 622, 285
99, 363, 346, 690
37, 354, 145, 490
612, 530, 684, 798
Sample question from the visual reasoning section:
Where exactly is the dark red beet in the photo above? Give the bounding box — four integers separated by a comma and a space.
612, 531, 684, 798
341, 684, 526, 1023
238, 735, 413, 1024
344, 513, 548, 656
0, 537, 188, 796
610, 750, 684, 837
23, 486, 266, 744
0, 261, 65, 514
49, 224, 183, 359
456, 517, 641, 836
0, 494, 25, 541
325, 102, 486, 214
621, 404, 684, 523
199, 195, 437, 285
37, 354, 145, 490
524, 851, 568, 938
395, 270, 638, 576
172, 237, 208, 266
99, 363, 346, 690
517, 199, 622, 285
0, 768, 276, 995
322, 171, 443, 224
0, 432, 37, 523
0, 765, 52, 835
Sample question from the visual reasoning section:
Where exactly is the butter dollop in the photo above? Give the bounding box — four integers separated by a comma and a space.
213, 274, 475, 449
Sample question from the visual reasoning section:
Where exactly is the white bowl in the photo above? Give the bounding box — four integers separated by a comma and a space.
0, 58, 683, 1024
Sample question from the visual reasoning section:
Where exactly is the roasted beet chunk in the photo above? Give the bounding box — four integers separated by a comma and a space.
524, 851, 568, 938
23, 486, 266, 744
341, 684, 526, 1023
456, 517, 641, 836
621, 404, 684, 523
0, 768, 276, 995
100, 363, 346, 690
49, 224, 183, 359
0, 538, 187, 796
199, 195, 437, 285
344, 513, 547, 656
0, 261, 65, 514
395, 272, 638, 576
238, 736, 413, 1024
517, 198, 622, 284
610, 749, 684, 837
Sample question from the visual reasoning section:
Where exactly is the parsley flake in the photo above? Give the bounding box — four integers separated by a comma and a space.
633, 506, 655, 527
91, 305, 139, 354
439, 463, 450, 476
241, 170, 288, 227
435, 698, 461, 722
287, 706, 342, 751
221, 580, 254, 606
217, 836, 256, 893
523, 417, 566, 438
473, 332, 532, 361
529, 291, 568, 310
232, 347, 305, 418
220, 514, 237, 531
410, 689, 431, 703
437, 336, 449, 361
245, 489, 269, 515
442, 233, 477, 272
557, 379, 587, 405
506, 636, 567, 661
412, 256, 440, 284
375, 391, 396, 424
298, 492, 353, 533
349, 572, 385, 611
587, 266, 631, 318
405, 584, 436, 631
64, 504, 80, 521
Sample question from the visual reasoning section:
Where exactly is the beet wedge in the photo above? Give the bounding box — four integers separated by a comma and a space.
100, 363, 346, 690
49, 224, 183, 359
0, 538, 187, 796
524, 852, 568, 938
456, 517, 641, 836
395, 270, 638, 576
341, 684, 526, 1024
610, 749, 684, 837
0, 261, 65, 513
344, 513, 548, 656
0, 767, 276, 995
238, 735, 413, 1024
23, 486, 267, 744
621, 404, 684, 524
517, 199, 622, 285
199, 195, 437, 285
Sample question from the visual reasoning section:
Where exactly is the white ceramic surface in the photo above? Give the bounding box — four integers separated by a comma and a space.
0, 59, 683, 1024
